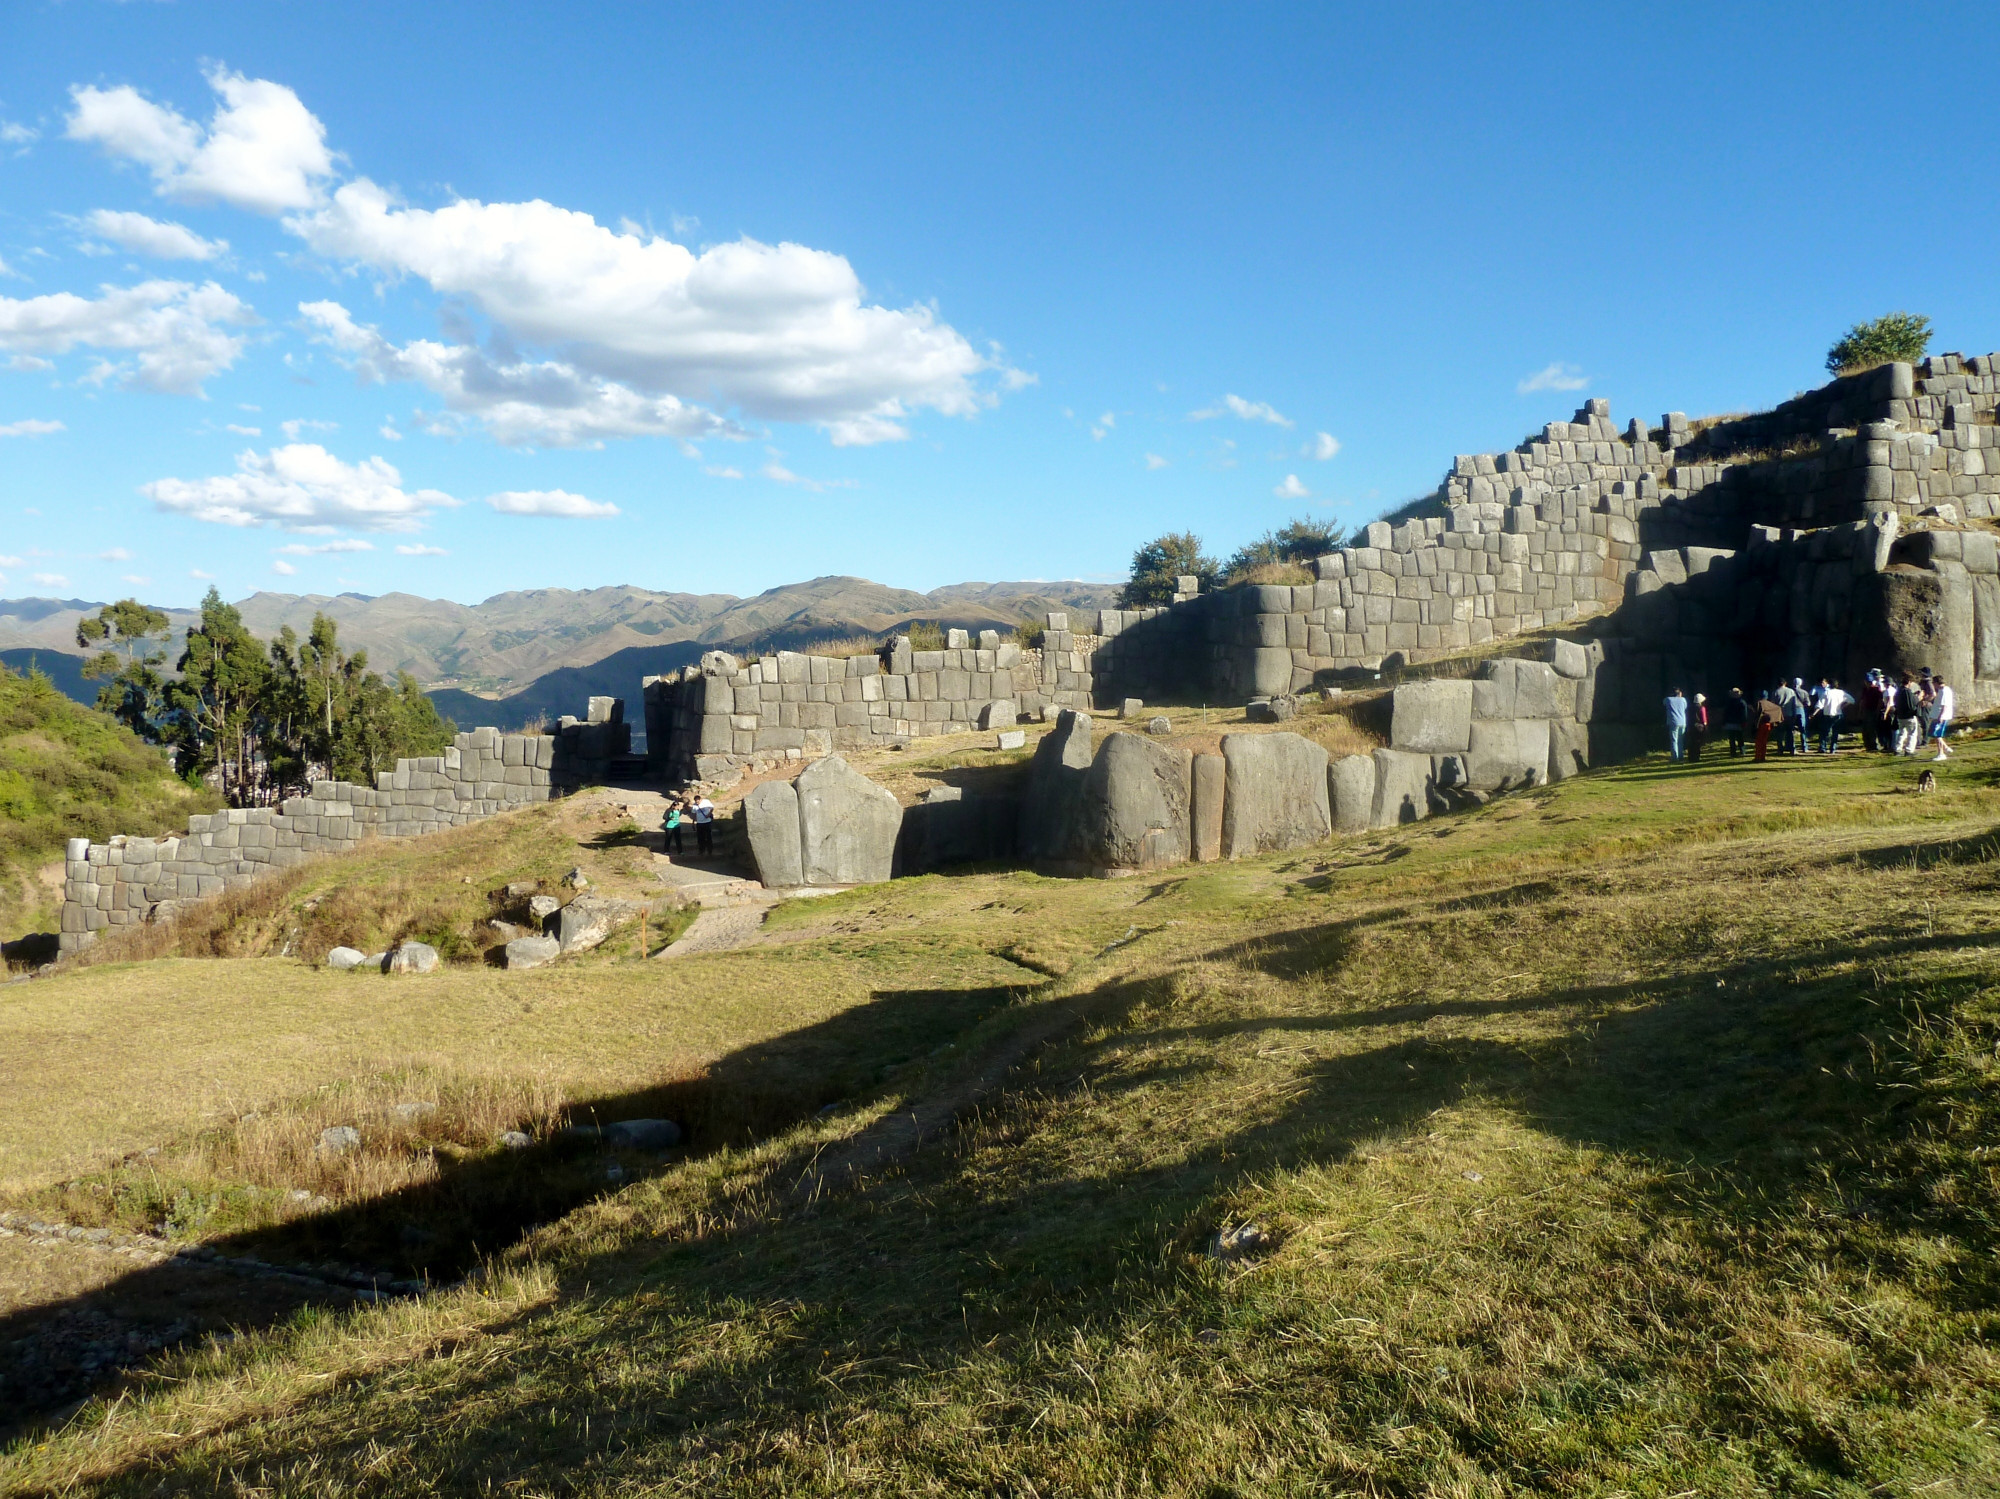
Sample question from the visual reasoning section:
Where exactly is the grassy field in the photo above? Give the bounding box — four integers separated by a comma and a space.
3, 732, 1999, 1493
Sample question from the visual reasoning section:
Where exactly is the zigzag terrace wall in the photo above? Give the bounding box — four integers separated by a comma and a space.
1089, 355, 2000, 710
57, 708, 625, 957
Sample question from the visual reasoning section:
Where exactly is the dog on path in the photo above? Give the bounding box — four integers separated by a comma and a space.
1917, 767, 1938, 793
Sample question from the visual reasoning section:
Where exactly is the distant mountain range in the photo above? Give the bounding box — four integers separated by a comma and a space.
0, 576, 1120, 728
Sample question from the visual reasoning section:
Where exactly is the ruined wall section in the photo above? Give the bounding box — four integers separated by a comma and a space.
646, 628, 1069, 783
59, 721, 604, 956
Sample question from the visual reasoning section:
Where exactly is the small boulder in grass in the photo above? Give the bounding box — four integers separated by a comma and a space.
528, 894, 561, 923
386, 942, 439, 974
1209, 1223, 1275, 1263
326, 946, 366, 971
497, 1130, 533, 1151
1147, 716, 1173, 736
505, 935, 561, 970
318, 1125, 361, 1157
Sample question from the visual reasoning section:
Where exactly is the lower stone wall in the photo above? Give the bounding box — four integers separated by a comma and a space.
59, 719, 604, 956
645, 626, 1081, 783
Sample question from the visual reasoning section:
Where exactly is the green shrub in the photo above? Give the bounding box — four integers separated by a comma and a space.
1122, 532, 1220, 607
1013, 619, 1046, 650
1826, 312, 1931, 375
1224, 516, 1345, 581
904, 621, 948, 652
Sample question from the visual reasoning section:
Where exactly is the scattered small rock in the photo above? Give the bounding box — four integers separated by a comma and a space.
497, 1130, 533, 1150
325, 946, 366, 971
386, 942, 439, 975
1246, 695, 1298, 723
505, 880, 538, 898
1146, 716, 1173, 736
996, 729, 1027, 750
1209, 1223, 1274, 1263
364, 951, 388, 970
488, 919, 522, 940
562, 866, 590, 890
391, 1101, 437, 1124
528, 894, 561, 922
1462, 1170, 1483, 1183
1119, 697, 1145, 719
317, 1125, 361, 1157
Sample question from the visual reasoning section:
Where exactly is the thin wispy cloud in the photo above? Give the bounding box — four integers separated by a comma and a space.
1143, 453, 1169, 471
485, 489, 619, 518
0, 418, 64, 438
395, 543, 447, 556
276, 538, 373, 554
1191, 394, 1293, 428
1518, 362, 1588, 394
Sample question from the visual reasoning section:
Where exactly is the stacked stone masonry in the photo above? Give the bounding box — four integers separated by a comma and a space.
1090, 356, 2000, 708
645, 624, 1097, 782
58, 710, 621, 956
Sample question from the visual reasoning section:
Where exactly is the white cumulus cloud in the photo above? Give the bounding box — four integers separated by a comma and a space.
1274, 474, 1311, 500
1306, 431, 1340, 460
1143, 452, 1170, 471
290, 176, 1013, 445
0, 279, 254, 394
98, 547, 132, 561
0, 418, 64, 438
67, 67, 336, 214
121, 573, 150, 585
1518, 362, 1588, 395
32, 572, 69, 587
301, 299, 739, 449
83, 209, 228, 261
280, 417, 337, 439
272, 559, 297, 575
395, 543, 447, 556
485, 489, 619, 518
143, 443, 457, 531
1191, 394, 1293, 428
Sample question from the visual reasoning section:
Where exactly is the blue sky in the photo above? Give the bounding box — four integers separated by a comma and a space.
2, 2, 1997, 608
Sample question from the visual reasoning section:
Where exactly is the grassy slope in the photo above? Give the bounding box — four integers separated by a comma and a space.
5, 738, 2000, 1493
0, 665, 219, 947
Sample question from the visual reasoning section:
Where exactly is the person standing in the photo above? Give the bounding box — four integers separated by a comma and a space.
1772, 679, 1801, 754
1723, 687, 1750, 756
1753, 690, 1782, 762
1931, 676, 1956, 760
663, 797, 685, 855
692, 792, 716, 855
1688, 693, 1709, 761
1893, 674, 1924, 755
1817, 679, 1848, 755
1664, 687, 1689, 761
1857, 670, 1884, 753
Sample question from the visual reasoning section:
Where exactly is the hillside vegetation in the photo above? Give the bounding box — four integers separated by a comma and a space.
2, 732, 1998, 1492
0, 664, 218, 948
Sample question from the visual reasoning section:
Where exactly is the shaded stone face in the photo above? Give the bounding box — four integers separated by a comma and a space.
795, 754, 902, 886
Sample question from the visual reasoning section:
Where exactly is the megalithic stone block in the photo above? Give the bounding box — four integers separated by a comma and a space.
744, 779, 805, 888
1219, 732, 1330, 858
1191, 752, 1224, 862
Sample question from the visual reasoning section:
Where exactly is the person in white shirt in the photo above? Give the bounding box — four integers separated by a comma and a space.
1816, 679, 1849, 754
692, 794, 716, 854
1931, 678, 1956, 760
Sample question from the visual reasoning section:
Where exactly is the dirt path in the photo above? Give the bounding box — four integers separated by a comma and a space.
657, 895, 783, 959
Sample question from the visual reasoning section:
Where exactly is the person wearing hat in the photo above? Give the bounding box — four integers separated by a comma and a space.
1816, 677, 1849, 754
1721, 686, 1751, 756
1687, 692, 1710, 761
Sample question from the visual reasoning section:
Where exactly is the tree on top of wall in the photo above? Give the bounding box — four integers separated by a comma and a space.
1122, 532, 1220, 606
1827, 313, 1932, 376
1224, 516, 1347, 581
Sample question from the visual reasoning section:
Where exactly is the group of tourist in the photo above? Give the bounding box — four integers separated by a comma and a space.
1664, 669, 1956, 763
661, 792, 716, 856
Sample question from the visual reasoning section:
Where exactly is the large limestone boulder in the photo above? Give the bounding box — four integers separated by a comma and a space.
1389, 679, 1473, 753
796, 755, 902, 885
1472, 659, 1561, 720
1086, 732, 1192, 871
1849, 564, 1973, 687
1220, 732, 1330, 858
1464, 719, 1550, 792
1369, 748, 1432, 828
505, 935, 561, 970
1329, 753, 1376, 834
1191, 753, 1224, 862
1018, 710, 1095, 865
744, 779, 805, 887
1548, 718, 1589, 782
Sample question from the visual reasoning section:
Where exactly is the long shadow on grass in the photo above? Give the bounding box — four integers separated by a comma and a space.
0, 977, 1030, 1441
11, 870, 2000, 1490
